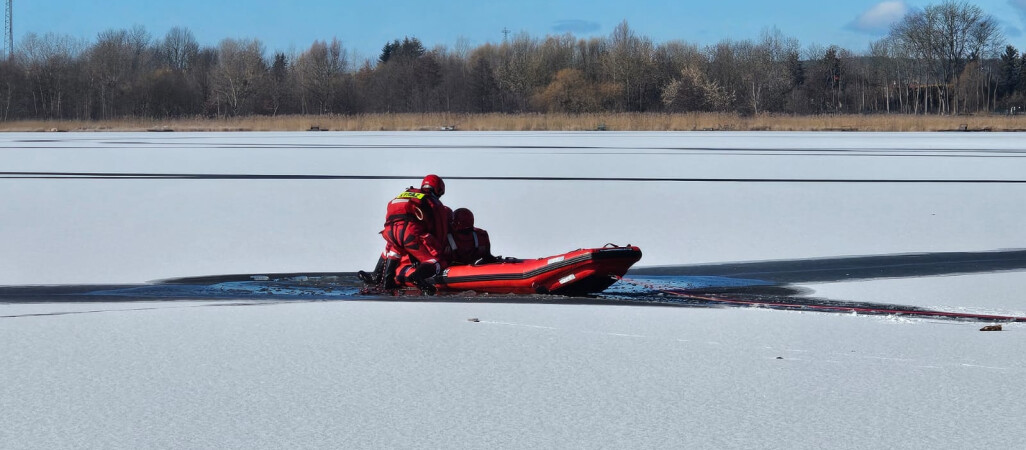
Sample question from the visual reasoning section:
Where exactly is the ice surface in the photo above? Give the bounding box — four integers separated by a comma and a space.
808, 271, 1026, 315
2, 301, 1024, 449
2, 132, 1025, 449
3, 131, 1026, 285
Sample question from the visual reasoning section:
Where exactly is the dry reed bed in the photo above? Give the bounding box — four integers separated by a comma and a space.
2, 113, 1026, 132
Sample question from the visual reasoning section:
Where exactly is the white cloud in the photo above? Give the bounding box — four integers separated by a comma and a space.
848, 1, 909, 34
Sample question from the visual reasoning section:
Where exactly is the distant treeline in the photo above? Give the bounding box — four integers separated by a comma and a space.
3, 1, 1025, 121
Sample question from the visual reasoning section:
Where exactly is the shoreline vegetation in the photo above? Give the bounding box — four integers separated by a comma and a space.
2, 113, 1025, 133
6, 4, 1026, 130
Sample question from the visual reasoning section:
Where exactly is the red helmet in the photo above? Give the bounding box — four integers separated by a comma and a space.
421, 174, 445, 197
453, 207, 474, 231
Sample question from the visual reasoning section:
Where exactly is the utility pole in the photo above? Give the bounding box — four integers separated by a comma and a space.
501, 27, 510, 43
4, 0, 11, 60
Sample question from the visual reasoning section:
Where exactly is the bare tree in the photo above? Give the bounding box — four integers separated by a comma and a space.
867, 39, 894, 113
573, 37, 606, 82
753, 28, 798, 113
210, 38, 268, 116
603, 21, 656, 111
467, 45, 501, 112
890, 1, 1002, 114
0, 58, 26, 119
653, 40, 706, 89
706, 41, 742, 110
433, 44, 472, 112
295, 38, 349, 114
87, 26, 153, 118
728, 33, 793, 115
495, 32, 540, 112
18, 32, 85, 119
160, 27, 199, 71
537, 34, 576, 81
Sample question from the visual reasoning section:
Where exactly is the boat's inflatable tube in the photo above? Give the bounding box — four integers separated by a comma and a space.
427, 244, 642, 296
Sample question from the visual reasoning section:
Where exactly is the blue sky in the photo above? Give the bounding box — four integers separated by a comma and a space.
16, 1, 1026, 61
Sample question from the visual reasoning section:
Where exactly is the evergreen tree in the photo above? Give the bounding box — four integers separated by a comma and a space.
787, 50, 805, 89
1019, 52, 1026, 96
268, 52, 290, 114
379, 37, 426, 64
998, 45, 1018, 98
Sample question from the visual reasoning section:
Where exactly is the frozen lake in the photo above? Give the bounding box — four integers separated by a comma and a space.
2, 131, 1025, 449
3, 131, 1026, 286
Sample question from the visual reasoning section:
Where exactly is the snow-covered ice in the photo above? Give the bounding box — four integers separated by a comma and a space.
2, 301, 1023, 449
2, 131, 1025, 449
3, 131, 1026, 285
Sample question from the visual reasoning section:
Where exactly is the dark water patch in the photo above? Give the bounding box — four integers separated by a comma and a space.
630, 249, 1026, 283
4, 264, 1024, 322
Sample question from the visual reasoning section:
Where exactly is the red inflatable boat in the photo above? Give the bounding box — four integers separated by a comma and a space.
424, 244, 642, 296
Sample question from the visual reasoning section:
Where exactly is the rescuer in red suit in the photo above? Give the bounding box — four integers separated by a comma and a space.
360, 205, 452, 288
377, 174, 449, 294
445, 207, 496, 266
